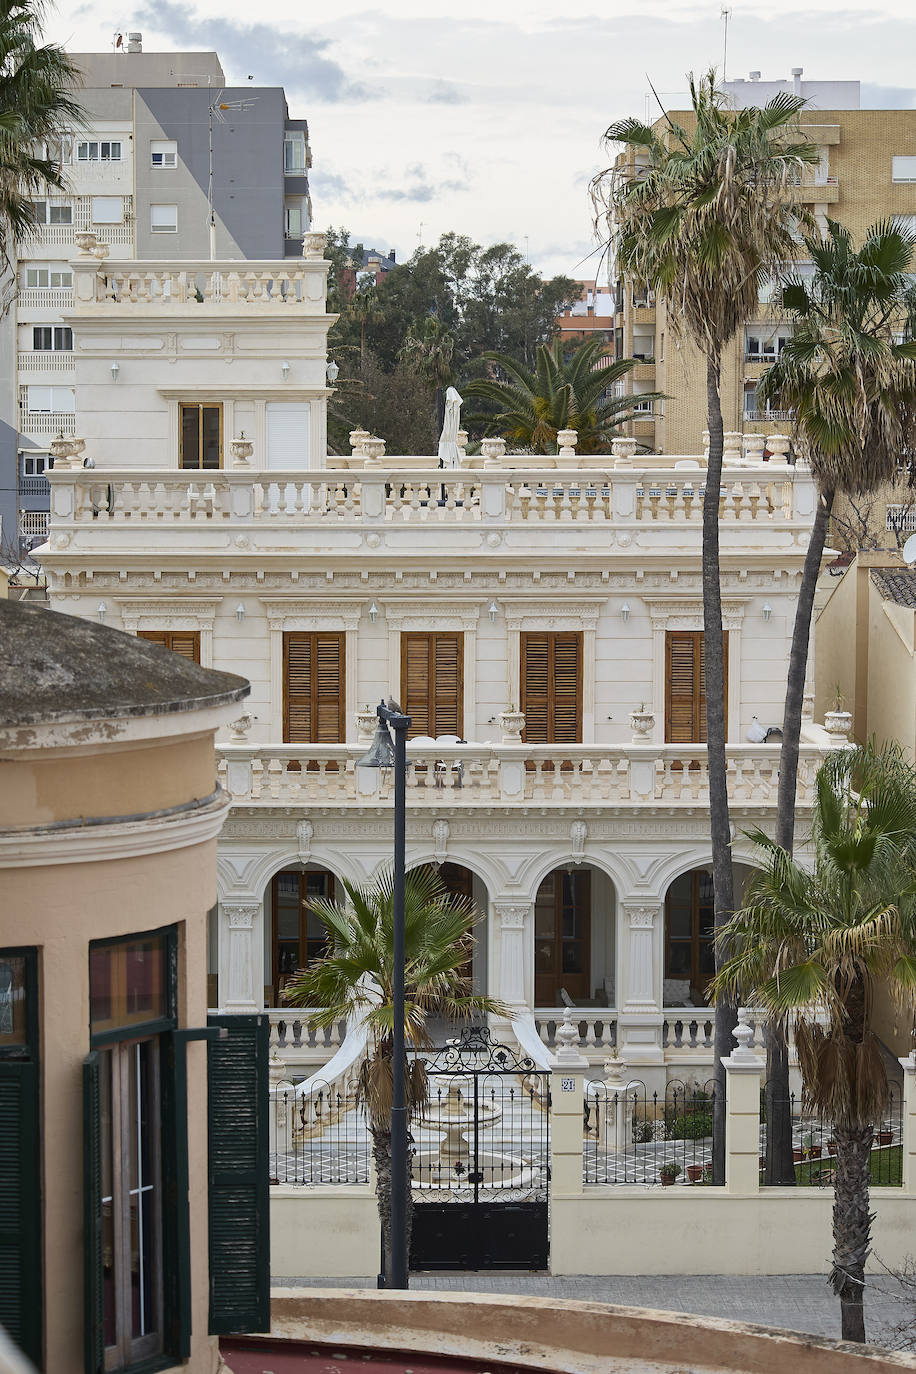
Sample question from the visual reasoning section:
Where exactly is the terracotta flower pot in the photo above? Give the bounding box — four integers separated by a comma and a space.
793, 1147, 804, 1163
807, 1145, 822, 1159
877, 1130, 894, 1146
686, 1164, 705, 1182
827, 1140, 837, 1154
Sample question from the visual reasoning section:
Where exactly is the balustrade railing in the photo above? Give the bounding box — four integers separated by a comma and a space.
534, 1009, 617, 1052
88, 263, 322, 307
267, 1008, 347, 1054
216, 743, 822, 809
46, 463, 808, 531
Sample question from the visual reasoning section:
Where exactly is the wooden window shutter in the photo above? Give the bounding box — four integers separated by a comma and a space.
283, 632, 344, 744
521, 632, 583, 743
207, 1013, 270, 1335
137, 629, 201, 663
665, 631, 728, 743
1, 1059, 41, 1369
82, 1052, 104, 1374
401, 633, 463, 739
161, 1032, 191, 1360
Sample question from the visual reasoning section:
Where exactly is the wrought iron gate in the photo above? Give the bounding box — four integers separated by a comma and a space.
409, 1027, 550, 1271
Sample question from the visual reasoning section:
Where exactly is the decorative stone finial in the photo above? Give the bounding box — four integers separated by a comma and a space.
767, 434, 791, 465
302, 231, 327, 259
480, 437, 506, 468
730, 1007, 758, 1062
554, 1008, 582, 1063
556, 429, 578, 468
362, 436, 386, 465
611, 436, 636, 466
227, 711, 254, 742
498, 707, 525, 743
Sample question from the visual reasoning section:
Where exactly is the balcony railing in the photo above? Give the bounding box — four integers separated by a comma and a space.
18, 286, 73, 309
744, 410, 793, 422
19, 510, 49, 537
18, 351, 74, 373
216, 742, 825, 810
46, 463, 809, 538
20, 411, 76, 437
75, 262, 326, 311
19, 476, 50, 497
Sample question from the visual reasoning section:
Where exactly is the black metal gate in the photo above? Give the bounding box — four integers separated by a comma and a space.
410, 1027, 550, 1271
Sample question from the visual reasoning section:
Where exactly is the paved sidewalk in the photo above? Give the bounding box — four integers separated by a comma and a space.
273, 1273, 912, 1349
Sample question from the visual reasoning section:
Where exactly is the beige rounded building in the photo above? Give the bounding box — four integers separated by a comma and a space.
0, 600, 253, 1374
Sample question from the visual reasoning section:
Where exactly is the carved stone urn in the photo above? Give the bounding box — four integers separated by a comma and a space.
355, 707, 379, 743
75, 232, 99, 255
629, 708, 655, 743
611, 436, 636, 467
230, 432, 254, 467
480, 437, 506, 468
556, 429, 578, 468
362, 436, 386, 465
498, 708, 525, 743
302, 231, 326, 259
456, 429, 468, 462
824, 709, 852, 742
767, 434, 791, 465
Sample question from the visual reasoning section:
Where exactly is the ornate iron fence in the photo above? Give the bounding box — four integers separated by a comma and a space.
269, 1078, 371, 1185
584, 1078, 717, 1185
760, 1082, 903, 1187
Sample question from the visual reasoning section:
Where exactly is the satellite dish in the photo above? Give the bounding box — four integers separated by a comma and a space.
904, 534, 916, 565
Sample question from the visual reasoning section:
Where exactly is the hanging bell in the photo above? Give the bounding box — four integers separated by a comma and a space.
356, 719, 395, 769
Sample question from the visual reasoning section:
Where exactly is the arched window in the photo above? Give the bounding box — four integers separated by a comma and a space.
664, 869, 715, 1004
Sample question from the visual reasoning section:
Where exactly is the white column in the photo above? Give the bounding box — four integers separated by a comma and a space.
491, 901, 531, 1009
218, 899, 264, 1012
616, 901, 664, 1075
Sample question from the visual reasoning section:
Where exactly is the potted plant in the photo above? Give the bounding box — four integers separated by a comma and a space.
827, 1137, 837, 1154
686, 1163, 705, 1182
793, 1145, 804, 1163
824, 684, 852, 740
803, 1132, 822, 1159
498, 705, 525, 743
629, 703, 655, 742
877, 1128, 894, 1146
658, 1161, 681, 1186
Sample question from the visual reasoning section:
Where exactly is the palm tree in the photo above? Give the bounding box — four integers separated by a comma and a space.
400, 315, 455, 434
592, 72, 818, 1180
711, 743, 916, 1342
0, 0, 82, 272
463, 335, 663, 454
283, 864, 508, 1282
348, 282, 385, 370
756, 221, 916, 1181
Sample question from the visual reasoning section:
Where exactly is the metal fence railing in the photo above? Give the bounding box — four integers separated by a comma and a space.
760, 1083, 904, 1187
269, 1078, 371, 1185
585, 1078, 717, 1185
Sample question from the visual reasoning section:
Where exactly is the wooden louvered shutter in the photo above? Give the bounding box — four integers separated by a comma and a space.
432, 634, 462, 737
161, 1032, 191, 1360
1, 1059, 41, 1369
665, 632, 728, 743
401, 633, 463, 739
284, 632, 313, 742
83, 1052, 104, 1374
207, 1013, 270, 1335
521, 633, 583, 743
315, 634, 345, 743
284, 633, 344, 743
137, 629, 200, 663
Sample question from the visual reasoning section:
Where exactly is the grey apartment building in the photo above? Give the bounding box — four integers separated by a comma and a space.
3, 36, 311, 550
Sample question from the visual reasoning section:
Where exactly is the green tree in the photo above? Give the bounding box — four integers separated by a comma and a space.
283, 865, 508, 1281
711, 744, 916, 1343
400, 314, 455, 434
0, 0, 81, 271
350, 282, 385, 370
593, 72, 817, 1181
328, 350, 439, 456
757, 221, 916, 1180
463, 335, 662, 454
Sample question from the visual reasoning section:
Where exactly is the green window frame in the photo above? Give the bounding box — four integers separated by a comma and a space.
0, 947, 41, 1369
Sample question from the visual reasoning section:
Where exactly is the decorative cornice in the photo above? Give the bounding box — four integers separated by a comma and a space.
382, 601, 481, 632
0, 792, 230, 867
116, 596, 222, 631
643, 597, 750, 633
493, 902, 530, 929
504, 599, 603, 632
259, 597, 364, 632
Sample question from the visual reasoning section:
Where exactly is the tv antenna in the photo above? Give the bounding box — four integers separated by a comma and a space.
903, 534, 916, 564
179, 73, 258, 259
721, 5, 732, 82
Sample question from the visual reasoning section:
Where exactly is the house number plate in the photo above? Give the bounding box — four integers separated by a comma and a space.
561, 1077, 576, 1092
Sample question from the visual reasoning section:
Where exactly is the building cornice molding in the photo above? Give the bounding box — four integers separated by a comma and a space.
381, 600, 481, 632
0, 791, 230, 868
259, 597, 364, 632
643, 596, 750, 633
503, 599, 602, 632
115, 596, 222, 631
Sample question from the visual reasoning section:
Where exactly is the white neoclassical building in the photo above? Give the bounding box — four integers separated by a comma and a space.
40, 231, 840, 1089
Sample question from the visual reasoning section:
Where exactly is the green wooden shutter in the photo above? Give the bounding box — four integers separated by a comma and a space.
0, 1060, 41, 1369
161, 1031, 191, 1359
207, 1013, 270, 1334
82, 1052, 103, 1374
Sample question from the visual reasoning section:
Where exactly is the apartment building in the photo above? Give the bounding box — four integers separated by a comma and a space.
37, 236, 844, 1093
611, 73, 916, 453
3, 35, 311, 551
556, 278, 615, 345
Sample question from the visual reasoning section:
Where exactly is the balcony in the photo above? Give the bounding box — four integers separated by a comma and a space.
18, 351, 74, 373
19, 510, 49, 538
45, 461, 815, 563
20, 411, 76, 438
216, 741, 827, 812
18, 286, 73, 310
72, 259, 328, 316
744, 410, 793, 422
631, 362, 656, 382
788, 175, 839, 203
800, 123, 840, 144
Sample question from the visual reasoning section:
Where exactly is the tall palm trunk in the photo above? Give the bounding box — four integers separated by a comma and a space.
704, 352, 737, 1186
766, 486, 835, 1184
831, 1122, 873, 1342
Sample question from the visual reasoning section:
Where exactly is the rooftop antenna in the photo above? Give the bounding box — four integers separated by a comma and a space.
179, 73, 258, 259
903, 534, 916, 564
721, 5, 732, 83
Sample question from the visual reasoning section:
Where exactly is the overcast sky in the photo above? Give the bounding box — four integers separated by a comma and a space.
49, 0, 916, 279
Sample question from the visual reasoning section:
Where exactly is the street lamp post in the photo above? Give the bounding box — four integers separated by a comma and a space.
356, 698, 411, 1289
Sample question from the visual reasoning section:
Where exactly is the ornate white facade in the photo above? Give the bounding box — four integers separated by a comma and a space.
40, 237, 839, 1086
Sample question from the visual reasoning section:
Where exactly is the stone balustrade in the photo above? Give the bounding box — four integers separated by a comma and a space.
70, 258, 329, 312
46, 463, 815, 547
216, 742, 823, 810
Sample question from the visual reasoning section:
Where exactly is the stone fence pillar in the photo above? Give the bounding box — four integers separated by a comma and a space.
549, 1009, 589, 1198
722, 1007, 764, 1195
900, 1053, 916, 1195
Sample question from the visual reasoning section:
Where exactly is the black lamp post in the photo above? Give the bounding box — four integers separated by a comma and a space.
356, 698, 411, 1289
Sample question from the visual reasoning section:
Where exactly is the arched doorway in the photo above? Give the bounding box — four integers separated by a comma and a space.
533, 865, 615, 1007
267, 865, 338, 1005
663, 863, 757, 1006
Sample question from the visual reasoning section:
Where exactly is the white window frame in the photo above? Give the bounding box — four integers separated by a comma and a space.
892, 156, 916, 183
283, 131, 307, 173
77, 139, 121, 162
150, 140, 178, 169
23, 263, 72, 288
91, 196, 124, 225
32, 326, 72, 352
150, 203, 178, 234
